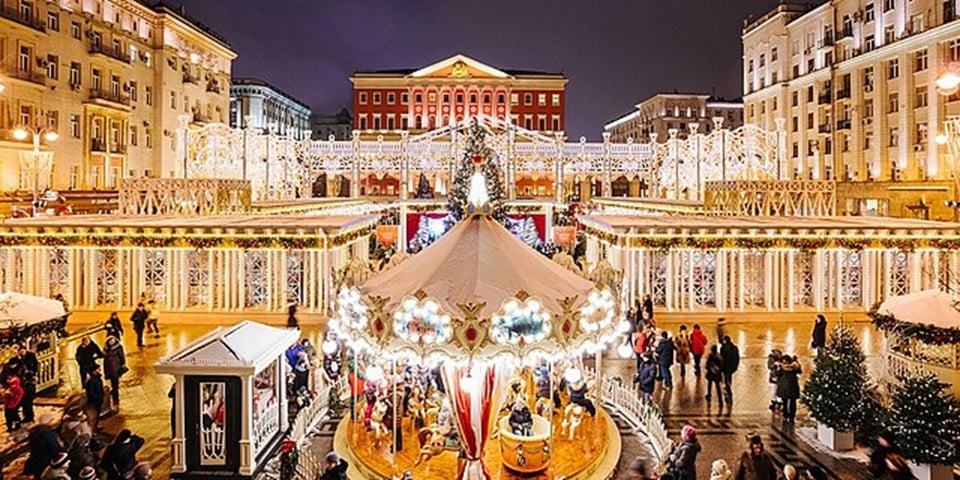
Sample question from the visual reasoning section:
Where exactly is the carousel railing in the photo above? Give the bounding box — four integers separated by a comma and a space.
35, 345, 58, 391
293, 375, 346, 480
252, 399, 280, 456
601, 376, 672, 470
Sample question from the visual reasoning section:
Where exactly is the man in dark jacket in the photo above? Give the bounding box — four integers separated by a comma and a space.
811, 314, 827, 354
24, 413, 63, 479
101, 429, 144, 480
319, 451, 348, 480
656, 331, 676, 389
75, 336, 103, 383
83, 365, 104, 432
17, 344, 39, 423
736, 435, 776, 480
719, 336, 740, 402
639, 354, 658, 401
130, 304, 148, 348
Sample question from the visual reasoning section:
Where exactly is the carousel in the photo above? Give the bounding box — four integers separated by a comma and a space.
322, 163, 627, 480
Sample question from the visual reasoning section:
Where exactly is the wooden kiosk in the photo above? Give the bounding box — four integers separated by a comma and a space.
156, 321, 300, 479
0, 292, 68, 392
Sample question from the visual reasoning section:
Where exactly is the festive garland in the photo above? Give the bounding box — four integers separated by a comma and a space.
793, 237, 829, 252
276, 237, 317, 250
332, 225, 375, 247
187, 237, 221, 250
0, 316, 68, 349
933, 238, 960, 250
234, 237, 274, 250
869, 307, 960, 346
129, 236, 176, 249
36, 235, 71, 247
686, 237, 726, 250
733, 238, 777, 251
881, 238, 915, 253
836, 238, 871, 251
91, 236, 123, 247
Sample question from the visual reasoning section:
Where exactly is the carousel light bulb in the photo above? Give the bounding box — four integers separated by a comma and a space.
564, 367, 582, 384
321, 339, 338, 355
366, 365, 384, 383
618, 343, 634, 359
618, 320, 632, 333
505, 299, 519, 313
403, 298, 417, 311
527, 299, 541, 312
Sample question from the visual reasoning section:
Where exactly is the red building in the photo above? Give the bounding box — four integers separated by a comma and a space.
350, 54, 567, 135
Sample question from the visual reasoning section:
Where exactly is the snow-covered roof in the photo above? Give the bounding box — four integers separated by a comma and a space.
0, 292, 66, 329
878, 290, 960, 329
156, 321, 300, 373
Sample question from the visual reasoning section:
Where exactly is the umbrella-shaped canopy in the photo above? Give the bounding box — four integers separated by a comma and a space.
877, 289, 960, 329
0, 291, 67, 329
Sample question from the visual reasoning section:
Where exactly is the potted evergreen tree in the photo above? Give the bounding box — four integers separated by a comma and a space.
800, 324, 874, 451
889, 373, 960, 480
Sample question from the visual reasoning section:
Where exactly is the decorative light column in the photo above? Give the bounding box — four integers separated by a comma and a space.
12, 126, 59, 216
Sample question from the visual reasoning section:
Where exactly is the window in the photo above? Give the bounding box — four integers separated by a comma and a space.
358, 92, 367, 104
552, 115, 560, 131
538, 116, 546, 130
524, 93, 532, 105
386, 116, 394, 129
807, 85, 814, 103
373, 92, 381, 104
760, 102, 766, 114
842, 133, 850, 152
792, 142, 798, 158
19, 45, 31, 73
865, 3, 875, 22
469, 93, 477, 103
915, 49, 928, 71
129, 45, 137, 64
773, 97, 779, 111
145, 86, 152, 105
373, 116, 381, 129
69, 62, 80, 86
92, 68, 101, 91
19, 0, 32, 20
792, 116, 799, 132
792, 91, 798, 107
524, 116, 532, 129
428, 92, 436, 102
865, 35, 876, 52
510, 93, 519, 105
401, 115, 408, 129
111, 75, 120, 95
885, 25, 895, 44
71, 21, 80, 39
442, 93, 450, 103
537, 93, 546, 106
792, 64, 800, 78
482, 93, 491, 104
863, 66, 874, 89
69, 166, 79, 190
950, 39, 960, 62
46, 110, 58, 130
916, 86, 928, 107
414, 92, 423, 103
888, 59, 899, 79
143, 52, 151, 67
807, 112, 814, 129
888, 93, 899, 113
170, 90, 176, 109
46, 55, 58, 80
497, 93, 505, 103
130, 126, 137, 146
771, 47, 778, 62
552, 93, 560, 106
911, 13, 925, 34
145, 129, 152, 148
890, 126, 900, 146
865, 98, 875, 117
864, 132, 874, 149
884, 0, 894, 12
759, 54, 766, 68
70, 115, 80, 138
129, 81, 137, 102
47, 11, 59, 31
400, 92, 408, 103
387, 92, 395, 104
19, 105, 32, 126
772, 71, 779, 83
359, 115, 367, 129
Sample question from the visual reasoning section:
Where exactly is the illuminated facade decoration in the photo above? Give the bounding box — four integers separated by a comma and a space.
742, 0, 960, 220
229, 78, 312, 140
350, 54, 567, 135
605, 93, 744, 143
0, 0, 236, 192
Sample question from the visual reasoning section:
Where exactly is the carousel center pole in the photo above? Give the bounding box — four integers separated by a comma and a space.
392, 357, 398, 466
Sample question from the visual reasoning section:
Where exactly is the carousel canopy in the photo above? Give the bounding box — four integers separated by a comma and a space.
156, 321, 300, 374
360, 215, 596, 319
0, 292, 66, 328
878, 289, 960, 329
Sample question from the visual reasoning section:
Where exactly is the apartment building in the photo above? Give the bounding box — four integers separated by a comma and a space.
230, 77, 311, 140
604, 93, 743, 143
743, 0, 960, 220
0, 0, 235, 192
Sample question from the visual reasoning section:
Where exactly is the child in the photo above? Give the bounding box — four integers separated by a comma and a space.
3, 376, 24, 431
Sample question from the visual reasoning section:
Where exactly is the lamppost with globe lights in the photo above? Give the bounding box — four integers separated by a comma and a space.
12, 126, 59, 216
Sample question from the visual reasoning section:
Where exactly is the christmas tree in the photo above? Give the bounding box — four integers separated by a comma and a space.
800, 324, 877, 433
447, 121, 506, 223
889, 372, 960, 465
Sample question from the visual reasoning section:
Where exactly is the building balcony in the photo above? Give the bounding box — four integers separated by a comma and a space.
88, 43, 131, 64
206, 82, 221, 94
820, 35, 834, 47
88, 89, 131, 108
91, 139, 106, 152
0, 6, 45, 33
0, 64, 46, 87
836, 119, 852, 130
818, 124, 832, 134
183, 73, 200, 85
110, 144, 126, 154
192, 112, 212, 124
818, 92, 832, 105
836, 89, 851, 100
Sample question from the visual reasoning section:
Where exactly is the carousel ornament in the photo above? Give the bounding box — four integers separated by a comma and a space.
560, 404, 585, 441
393, 296, 453, 345
369, 399, 390, 444
414, 426, 447, 466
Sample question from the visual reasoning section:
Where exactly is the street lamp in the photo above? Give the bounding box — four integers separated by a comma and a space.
12, 126, 59, 216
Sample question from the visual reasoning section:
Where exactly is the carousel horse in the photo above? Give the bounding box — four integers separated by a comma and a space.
437, 400, 460, 448
414, 426, 446, 466
535, 397, 553, 418
560, 404, 585, 441
369, 399, 390, 443
363, 382, 380, 428
408, 385, 425, 429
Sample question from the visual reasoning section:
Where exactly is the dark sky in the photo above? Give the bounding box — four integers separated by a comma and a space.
177, 0, 776, 139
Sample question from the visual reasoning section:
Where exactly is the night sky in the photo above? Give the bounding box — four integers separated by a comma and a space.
177, 0, 776, 139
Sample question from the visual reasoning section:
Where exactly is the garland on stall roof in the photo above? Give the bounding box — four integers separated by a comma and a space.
186, 237, 221, 251
91, 236, 123, 247
869, 306, 960, 346
276, 237, 318, 250
129, 236, 176, 249
836, 238, 871, 251
332, 225, 375, 247
880, 238, 915, 253
793, 237, 829, 252
733, 238, 777, 251
234, 237, 274, 250
0, 316, 68, 349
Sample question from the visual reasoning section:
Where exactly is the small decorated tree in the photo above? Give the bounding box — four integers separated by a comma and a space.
801, 324, 877, 449
889, 373, 960, 469
447, 121, 505, 223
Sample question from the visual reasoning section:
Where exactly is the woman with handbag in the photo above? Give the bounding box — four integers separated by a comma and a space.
103, 337, 127, 406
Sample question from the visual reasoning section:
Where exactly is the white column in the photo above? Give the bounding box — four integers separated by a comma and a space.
665, 251, 674, 312
787, 250, 795, 312
239, 375, 253, 475
737, 250, 745, 312
687, 250, 695, 311
207, 249, 215, 312
812, 251, 824, 311
716, 250, 726, 312
171, 374, 186, 473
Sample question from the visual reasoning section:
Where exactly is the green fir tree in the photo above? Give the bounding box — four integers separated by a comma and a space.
447, 122, 506, 223
889, 372, 960, 465
800, 324, 877, 433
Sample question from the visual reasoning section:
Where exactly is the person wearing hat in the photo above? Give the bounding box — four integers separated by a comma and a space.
638, 353, 658, 401
627, 457, 655, 480
59, 404, 91, 450
102, 429, 145, 480
2, 374, 24, 432
710, 459, 732, 480
319, 451, 348, 480
75, 336, 104, 384
668, 425, 701, 480
103, 335, 127, 406
735, 434, 776, 480
40, 452, 70, 480
78, 466, 98, 480
508, 399, 534, 436
25, 413, 64, 478
16, 343, 39, 424
83, 364, 104, 432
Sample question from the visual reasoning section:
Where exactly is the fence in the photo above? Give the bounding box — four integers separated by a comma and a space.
601, 376, 673, 470
293, 374, 347, 479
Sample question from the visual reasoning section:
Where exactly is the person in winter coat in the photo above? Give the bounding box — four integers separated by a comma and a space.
656, 331, 676, 389
83, 365, 104, 431
40, 452, 71, 480
17, 344, 39, 423
869, 432, 898, 479
568, 377, 596, 416
639, 354, 658, 401
735, 435, 776, 480
627, 457, 655, 480
811, 314, 827, 353
24, 414, 64, 479
66, 433, 100, 479
669, 425, 701, 480
319, 451, 349, 480
633, 326, 652, 372
130, 304, 148, 348
104, 312, 123, 339
766, 349, 783, 411
775, 355, 802, 421
75, 336, 103, 383
642, 294, 654, 323
508, 400, 534, 436
145, 299, 160, 338
704, 345, 724, 407
710, 459, 732, 480
690, 324, 708, 377
101, 429, 144, 480
534, 367, 551, 401
2, 375, 24, 431
103, 336, 126, 405
674, 325, 692, 380
719, 336, 740, 402
59, 405, 92, 450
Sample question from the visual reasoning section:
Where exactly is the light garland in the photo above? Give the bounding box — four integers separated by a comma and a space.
490, 297, 552, 345
393, 296, 453, 345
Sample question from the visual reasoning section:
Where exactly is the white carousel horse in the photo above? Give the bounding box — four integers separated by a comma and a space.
369, 399, 389, 443
413, 426, 446, 466
560, 404, 585, 441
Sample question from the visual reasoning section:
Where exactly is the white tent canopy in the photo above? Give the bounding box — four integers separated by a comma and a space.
0, 291, 66, 329
877, 289, 960, 329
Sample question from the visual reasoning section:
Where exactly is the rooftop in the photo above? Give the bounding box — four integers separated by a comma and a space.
156, 321, 300, 371
145, 1, 233, 51
0, 214, 378, 234
742, 1, 824, 35
231, 78, 312, 111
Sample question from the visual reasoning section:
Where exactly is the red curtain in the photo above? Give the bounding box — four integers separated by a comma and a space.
442, 364, 501, 480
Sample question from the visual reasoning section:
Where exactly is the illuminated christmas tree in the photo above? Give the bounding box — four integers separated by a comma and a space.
889, 372, 960, 465
447, 122, 505, 223
800, 324, 877, 433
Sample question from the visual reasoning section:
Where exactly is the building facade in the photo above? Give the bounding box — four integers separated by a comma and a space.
230, 78, 311, 140
310, 107, 351, 140
0, 0, 235, 193
605, 93, 743, 143
742, 0, 960, 220
350, 54, 567, 135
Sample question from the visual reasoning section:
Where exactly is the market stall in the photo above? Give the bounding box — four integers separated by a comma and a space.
0, 291, 68, 392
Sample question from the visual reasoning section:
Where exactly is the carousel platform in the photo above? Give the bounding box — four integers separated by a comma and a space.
333, 407, 621, 480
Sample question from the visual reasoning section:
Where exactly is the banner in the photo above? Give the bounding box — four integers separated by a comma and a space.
554, 226, 576, 248
376, 225, 399, 247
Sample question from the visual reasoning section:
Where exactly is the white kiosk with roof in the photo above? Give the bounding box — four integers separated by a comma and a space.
156, 321, 300, 479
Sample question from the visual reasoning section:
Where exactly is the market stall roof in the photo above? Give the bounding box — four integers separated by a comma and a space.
579, 215, 960, 237
1, 214, 376, 234
360, 215, 597, 319
156, 321, 300, 373
878, 290, 960, 329
0, 292, 66, 328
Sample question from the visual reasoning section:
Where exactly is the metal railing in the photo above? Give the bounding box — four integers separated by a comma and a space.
1, 63, 46, 85
293, 374, 345, 479
601, 376, 673, 471
89, 89, 131, 106
0, 6, 45, 32
89, 43, 131, 63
